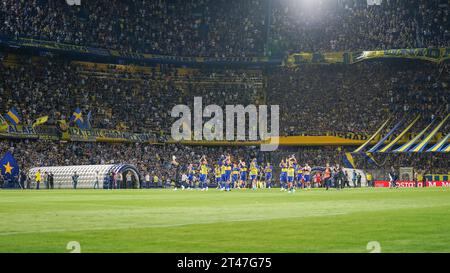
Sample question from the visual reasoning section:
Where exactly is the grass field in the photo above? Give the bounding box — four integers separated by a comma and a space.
1, 187, 450, 253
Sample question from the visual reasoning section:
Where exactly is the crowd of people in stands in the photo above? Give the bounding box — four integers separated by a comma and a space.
270, 0, 449, 54
0, 55, 263, 135
268, 60, 449, 136
1, 0, 448, 57
0, 0, 448, 187
0, 0, 266, 57
1, 55, 448, 138
355, 152, 449, 175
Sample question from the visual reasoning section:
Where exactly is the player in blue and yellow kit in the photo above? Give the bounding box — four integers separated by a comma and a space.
296, 162, 303, 189
239, 160, 248, 189
249, 159, 258, 190
186, 163, 195, 190
220, 163, 227, 190
231, 163, 240, 189
223, 155, 233, 191
279, 159, 288, 191
287, 161, 296, 193
265, 163, 273, 189
214, 165, 222, 189
199, 156, 209, 191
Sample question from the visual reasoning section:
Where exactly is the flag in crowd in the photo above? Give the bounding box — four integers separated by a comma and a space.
70, 107, 86, 129
5, 107, 21, 126
32, 115, 49, 128
0, 151, 20, 179
0, 114, 8, 131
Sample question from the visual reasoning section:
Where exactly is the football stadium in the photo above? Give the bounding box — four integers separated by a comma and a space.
0, 0, 449, 255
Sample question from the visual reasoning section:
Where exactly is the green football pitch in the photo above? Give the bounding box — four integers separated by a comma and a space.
1, 187, 450, 253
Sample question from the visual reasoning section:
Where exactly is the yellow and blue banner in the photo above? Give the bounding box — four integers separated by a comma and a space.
353, 118, 390, 153
364, 152, 379, 166
394, 120, 435, 152
0, 151, 19, 179
368, 118, 405, 152
441, 143, 450, 152
379, 115, 420, 153
32, 115, 49, 128
428, 133, 450, 152
342, 152, 356, 169
286, 47, 450, 66
410, 114, 449, 152
70, 107, 86, 129
5, 107, 21, 126
0, 114, 8, 131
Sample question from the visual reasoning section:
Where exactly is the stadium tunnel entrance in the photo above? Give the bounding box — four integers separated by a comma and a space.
109, 164, 141, 189
28, 164, 141, 189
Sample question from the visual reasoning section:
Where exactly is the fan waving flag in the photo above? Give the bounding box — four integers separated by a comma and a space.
32, 115, 49, 128
5, 107, 21, 126
70, 107, 86, 129
0, 151, 19, 179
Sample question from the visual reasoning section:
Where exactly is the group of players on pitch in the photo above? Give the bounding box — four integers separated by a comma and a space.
179, 154, 316, 193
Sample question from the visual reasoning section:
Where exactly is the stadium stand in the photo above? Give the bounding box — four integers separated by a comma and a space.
270, 0, 450, 54
268, 60, 449, 136
1, 1, 449, 57
0, 0, 448, 188
0, 55, 263, 134
0, 0, 267, 57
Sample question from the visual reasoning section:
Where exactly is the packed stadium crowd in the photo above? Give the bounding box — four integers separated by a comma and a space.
0, 56, 263, 135
0, 0, 448, 189
355, 152, 449, 175
268, 60, 449, 136
270, 0, 450, 54
1, 56, 448, 138
1, 0, 448, 58
0, 0, 267, 57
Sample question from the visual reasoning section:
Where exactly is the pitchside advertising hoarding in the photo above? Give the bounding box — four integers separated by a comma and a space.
375, 180, 450, 188
375, 173, 450, 187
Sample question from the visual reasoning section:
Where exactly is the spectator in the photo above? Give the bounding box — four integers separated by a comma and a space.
35, 169, 41, 190
94, 170, 100, 189
72, 171, 79, 189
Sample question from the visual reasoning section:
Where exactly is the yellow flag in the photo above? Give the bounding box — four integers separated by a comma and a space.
32, 116, 49, 127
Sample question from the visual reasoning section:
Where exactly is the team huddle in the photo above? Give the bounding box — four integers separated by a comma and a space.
178, 155, 315, 193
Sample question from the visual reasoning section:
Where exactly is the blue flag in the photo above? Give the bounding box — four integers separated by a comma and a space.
70, 107, 86, 129
5, 107, 21, 126
342, 153, 356, 169
0, 151, 19, 179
